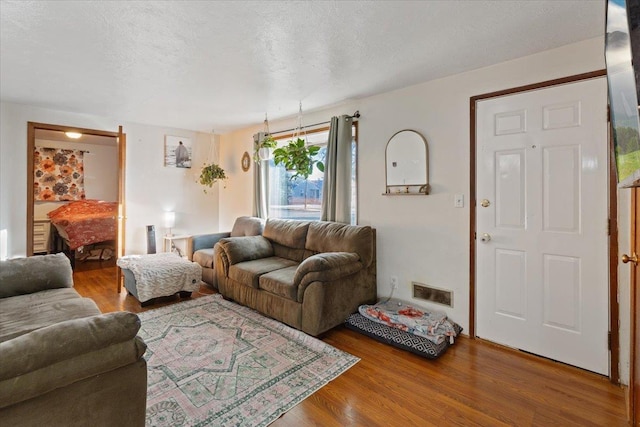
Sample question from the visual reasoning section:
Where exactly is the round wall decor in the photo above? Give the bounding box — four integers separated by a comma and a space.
241, 151, 251, 172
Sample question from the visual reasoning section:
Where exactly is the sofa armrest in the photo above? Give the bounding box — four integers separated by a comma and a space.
0, 253, 73, 299
216, 236, 274, 266
295, 252, 363, 301
0, 312, 146, 408
0, 312, 144, 381
191, 232, 231, 253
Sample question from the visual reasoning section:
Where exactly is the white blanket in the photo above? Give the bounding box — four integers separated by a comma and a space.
117, 253, 202, 302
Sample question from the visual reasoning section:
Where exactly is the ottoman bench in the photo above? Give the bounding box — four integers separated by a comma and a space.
117, 252, 202, 306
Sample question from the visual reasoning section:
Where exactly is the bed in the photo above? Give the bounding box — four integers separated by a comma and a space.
47, 200, 118, 255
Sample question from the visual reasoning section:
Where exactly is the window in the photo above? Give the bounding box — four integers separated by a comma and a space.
267, 125, 357, 223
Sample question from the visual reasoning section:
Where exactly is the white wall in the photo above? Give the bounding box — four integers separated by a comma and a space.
219, 37, 631, 382
0, 102, 222, 257
218, 132, 256, 229
123, 124, 222, 253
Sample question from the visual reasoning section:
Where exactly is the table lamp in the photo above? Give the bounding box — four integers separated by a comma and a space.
164, 211, 175, 237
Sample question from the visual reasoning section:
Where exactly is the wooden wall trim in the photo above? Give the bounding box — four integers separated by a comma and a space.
26, 123, 35, 256
117, 126, 126, 293
631, 188, 639, 420
609, 117, 621, 384
469, 70, 607, 105
469, 100, 477, 338
28, 122, 118, 138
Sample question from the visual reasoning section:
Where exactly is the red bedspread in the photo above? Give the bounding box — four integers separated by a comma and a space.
48, 200, 118, 250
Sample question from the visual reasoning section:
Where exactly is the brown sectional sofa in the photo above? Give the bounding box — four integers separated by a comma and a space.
0, 253, 147, 427
214, 218, 377, 336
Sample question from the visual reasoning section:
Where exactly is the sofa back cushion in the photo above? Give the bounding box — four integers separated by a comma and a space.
0, 288, 99, 343
0, 253, 74, 299
263, 219, 310, 262
230, 216, 265, 237
306, 222, 374, 267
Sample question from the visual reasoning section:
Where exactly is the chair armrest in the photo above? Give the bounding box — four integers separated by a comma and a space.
0, 253, 73, 298
216, 236, 274, 266
190, 232, 231, 253
0, 312, 146, 408
295, 252, 363, 301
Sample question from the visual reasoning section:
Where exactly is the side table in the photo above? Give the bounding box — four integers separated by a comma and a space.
163, 234, 192, 260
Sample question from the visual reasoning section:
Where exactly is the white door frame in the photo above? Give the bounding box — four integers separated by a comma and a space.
468, 69, 619, 382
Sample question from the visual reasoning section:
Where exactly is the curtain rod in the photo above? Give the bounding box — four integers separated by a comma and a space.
270, 111, 360, 136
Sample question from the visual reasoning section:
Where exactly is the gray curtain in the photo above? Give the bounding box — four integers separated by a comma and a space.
253, 132, 268, 219
321, 115, 353, 223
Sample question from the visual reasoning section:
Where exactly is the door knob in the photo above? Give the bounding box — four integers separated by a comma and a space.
480, 233, 491, 242
480, 199, 491, 208
622, 253, 638, 265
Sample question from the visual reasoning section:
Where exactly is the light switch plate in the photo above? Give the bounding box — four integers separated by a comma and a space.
454, 194, 464, 208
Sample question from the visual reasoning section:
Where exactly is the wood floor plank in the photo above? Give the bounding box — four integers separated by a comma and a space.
73, 265, 628, 426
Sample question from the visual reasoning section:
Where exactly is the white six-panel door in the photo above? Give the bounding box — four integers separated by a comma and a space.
476, 78, 609, 374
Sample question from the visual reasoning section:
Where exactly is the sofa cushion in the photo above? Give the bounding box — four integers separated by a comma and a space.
219, 236, 274, 265
0, 288, 100, 343
306, 222, 374, 267
231, 216, 265, 237
259, 266, 298, 300
193, 248, 214, 269
0, 253, 74, 298
263, 219, 310, 262
229, 257, 298, 289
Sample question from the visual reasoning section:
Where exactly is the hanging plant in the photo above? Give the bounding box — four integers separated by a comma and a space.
272, 137, 324, 180
255, 134, 277, 162
254, 113, 277, 162
198, 163, 227, 193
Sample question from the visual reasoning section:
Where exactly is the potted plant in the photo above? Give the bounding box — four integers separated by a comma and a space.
255, 134, 277, 161
198, 163, 227, 193
272, 137, 324, 180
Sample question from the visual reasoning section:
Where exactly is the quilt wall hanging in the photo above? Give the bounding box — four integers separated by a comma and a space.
34, 147, 85, 201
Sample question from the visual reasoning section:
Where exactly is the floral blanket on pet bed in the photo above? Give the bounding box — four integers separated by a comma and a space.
359, 300, 458, 344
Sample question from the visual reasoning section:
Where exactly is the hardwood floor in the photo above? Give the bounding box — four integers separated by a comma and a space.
74, 266, 628, 426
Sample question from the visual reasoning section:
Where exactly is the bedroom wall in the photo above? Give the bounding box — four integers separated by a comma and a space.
33, 138, 119, 219
0, 103, 222, 257
219, 37, 632, 383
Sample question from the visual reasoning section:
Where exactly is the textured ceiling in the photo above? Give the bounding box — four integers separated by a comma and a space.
0, 1, 604, 132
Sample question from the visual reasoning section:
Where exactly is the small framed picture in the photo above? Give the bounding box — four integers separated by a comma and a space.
165, 136, 192, 168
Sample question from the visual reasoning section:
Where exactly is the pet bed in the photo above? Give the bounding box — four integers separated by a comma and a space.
345, 302, 462, 359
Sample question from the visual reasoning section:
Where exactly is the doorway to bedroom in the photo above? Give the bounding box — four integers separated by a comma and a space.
26, 122, 126, 276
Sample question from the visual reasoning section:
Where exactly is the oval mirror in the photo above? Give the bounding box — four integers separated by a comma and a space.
385, 130, 429, 194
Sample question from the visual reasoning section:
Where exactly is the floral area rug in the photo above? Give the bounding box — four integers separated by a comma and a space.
137, 294, 358, 427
